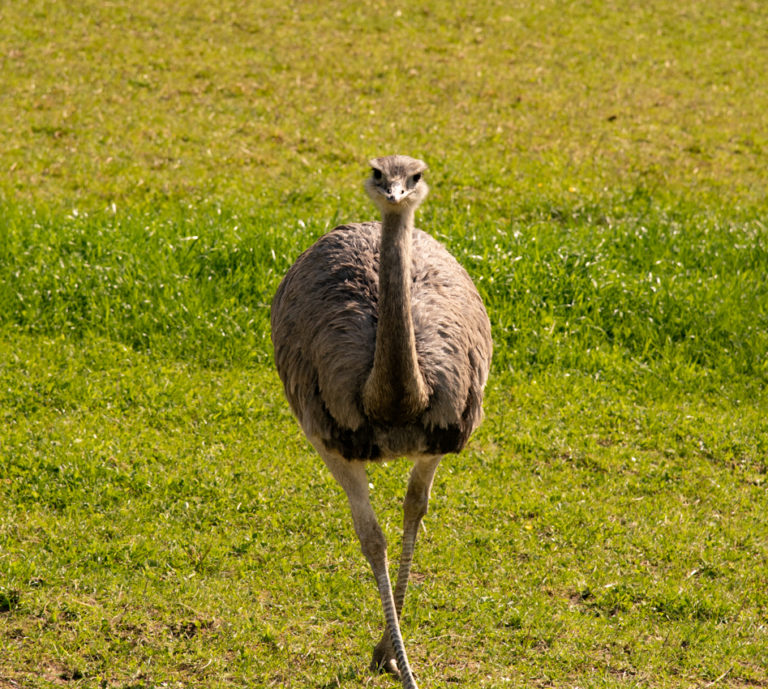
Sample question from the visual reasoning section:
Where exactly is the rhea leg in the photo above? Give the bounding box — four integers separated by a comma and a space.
317, 447, 420, 689
371, 455, 442, 675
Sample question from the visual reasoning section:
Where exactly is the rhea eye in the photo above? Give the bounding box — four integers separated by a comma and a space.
372, 168, 382, 181
406, 173, 421, 189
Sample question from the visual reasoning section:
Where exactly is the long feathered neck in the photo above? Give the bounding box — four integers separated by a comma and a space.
362, 209, 429, 423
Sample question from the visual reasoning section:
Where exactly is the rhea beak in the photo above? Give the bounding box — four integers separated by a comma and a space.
384, 182, 406, 204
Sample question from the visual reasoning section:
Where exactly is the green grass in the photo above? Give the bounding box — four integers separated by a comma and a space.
1, 333, 766, 687
2, 0, 767, 205
1, 0, 767, 687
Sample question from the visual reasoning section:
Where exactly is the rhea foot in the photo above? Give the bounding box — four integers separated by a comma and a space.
370, 634, 400, 678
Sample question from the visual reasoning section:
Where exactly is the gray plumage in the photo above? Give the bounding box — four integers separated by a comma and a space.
270, 155, 492, 688
272, 174, 492, 459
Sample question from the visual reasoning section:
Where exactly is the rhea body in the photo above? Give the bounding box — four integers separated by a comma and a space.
271, 155, 492, 688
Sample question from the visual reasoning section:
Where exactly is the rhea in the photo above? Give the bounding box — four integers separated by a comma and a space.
271, 155, 492, 688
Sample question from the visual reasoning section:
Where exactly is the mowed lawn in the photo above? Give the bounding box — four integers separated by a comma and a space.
1, 1, 767, 688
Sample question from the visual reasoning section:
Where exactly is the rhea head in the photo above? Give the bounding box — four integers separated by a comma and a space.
365, 155, 429, 215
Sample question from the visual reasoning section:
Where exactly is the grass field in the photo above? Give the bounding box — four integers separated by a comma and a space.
1, 1, 767, 687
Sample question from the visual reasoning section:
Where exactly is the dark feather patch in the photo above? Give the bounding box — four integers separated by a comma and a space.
330, 423, 382, 460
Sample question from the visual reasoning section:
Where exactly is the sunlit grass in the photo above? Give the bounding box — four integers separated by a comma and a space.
1, 0, 767, 205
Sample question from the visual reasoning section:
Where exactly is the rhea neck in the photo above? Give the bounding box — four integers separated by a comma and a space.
362, 205, 430, 424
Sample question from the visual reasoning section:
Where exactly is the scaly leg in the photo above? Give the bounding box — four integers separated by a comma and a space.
371, 455, 442, 676
318, 446, 421, 689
